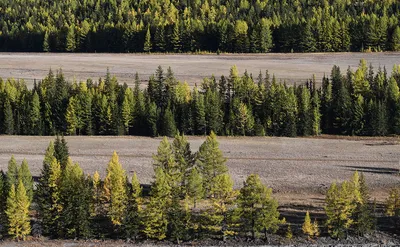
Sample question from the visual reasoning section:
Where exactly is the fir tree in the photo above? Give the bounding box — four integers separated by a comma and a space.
6, 180, 31, 241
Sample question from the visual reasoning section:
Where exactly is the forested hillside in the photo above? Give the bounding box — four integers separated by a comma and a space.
0, 60, 400, 137
0, 0, 399, 52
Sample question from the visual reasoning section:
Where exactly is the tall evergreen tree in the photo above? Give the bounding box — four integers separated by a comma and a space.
103, 151, 128, 227
17, 159, 33, 203
124, 172, 142, 240
196, 131, 228, 197
6, 180, 31, 241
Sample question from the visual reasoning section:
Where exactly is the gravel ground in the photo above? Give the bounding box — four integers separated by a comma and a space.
0, 135, 399, 203
0, 52, 399, 87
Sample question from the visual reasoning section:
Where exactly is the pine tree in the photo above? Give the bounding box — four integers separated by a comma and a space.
103, 151, 127, 226
0, 172, 7, 234
54, 135, 69, 171
186, 167, 203, 208
4, 99, 14, 135
168, 191, 189, 243
66, 97, 77, 135
66, 24, 76, 52
6, 180, 31, 241
171, 22, 181, 52
6, 155, 18, 189
30, 92, 41, 135
142, 167, 170, 240
203, 173, 236, 241
172, 134, 194, 195
159, 107, 177, 137
300, 22, 317, 52
302, 211, 319, 238
196, 131, 228, 197
238, 174, 282, 239
124, 172, 142, 240
192, 88, 206, 135
18, 159, 33, 203
37, 157, 62, 237
43, 31, 50, 52
59, 161, 91, 238
353, 172, 375, 236
143, 26, 152, 52
392, 26, 400, 51
286, 223, 293, 240
325, 181, 356, 239
155, 24, 166, 52
121, 90, 132, 134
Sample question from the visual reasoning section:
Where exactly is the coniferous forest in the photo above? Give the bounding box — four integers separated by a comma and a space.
1, 60, 400, 137
0, 0, 400, 53
0, 135, 398, 242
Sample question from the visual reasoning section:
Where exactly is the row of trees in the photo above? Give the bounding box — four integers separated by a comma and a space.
0, 135, 398, 242
1, 60, 400, 137
0, 0, 399, 52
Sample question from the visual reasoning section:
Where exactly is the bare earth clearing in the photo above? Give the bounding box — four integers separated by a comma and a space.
1, 135, 399, 205
0, 52, 399, 87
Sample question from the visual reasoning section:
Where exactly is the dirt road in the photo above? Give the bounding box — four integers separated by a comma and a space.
0, 52, 399, 87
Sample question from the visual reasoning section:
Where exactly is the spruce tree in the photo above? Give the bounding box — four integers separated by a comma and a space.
18, 159, 33, 203
6, 180, 31, 241
196, 131, 228, 197
103, 151, 128, 226
168, 191, 189, 243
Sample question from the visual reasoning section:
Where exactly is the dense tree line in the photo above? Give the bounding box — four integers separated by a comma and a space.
1, 60, 400, 137
0, 135, 397, 242
0, 0, 399, 53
